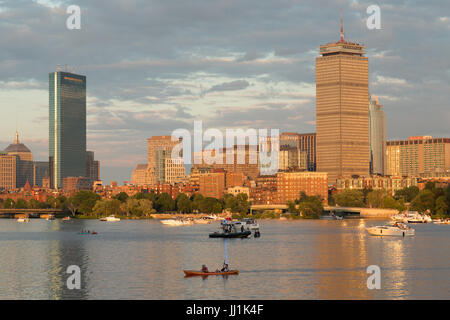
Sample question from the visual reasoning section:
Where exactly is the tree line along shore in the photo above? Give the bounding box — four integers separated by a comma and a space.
0, 182, 448, 219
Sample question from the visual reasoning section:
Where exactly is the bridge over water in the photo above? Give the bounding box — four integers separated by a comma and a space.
0, 208, 64, 218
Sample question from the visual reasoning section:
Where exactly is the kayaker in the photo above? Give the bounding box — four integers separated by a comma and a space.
221, 263, 229, 272
201, 265, 209, 273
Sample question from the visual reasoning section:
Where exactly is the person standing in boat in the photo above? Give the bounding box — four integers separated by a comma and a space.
201, 265, 209, 273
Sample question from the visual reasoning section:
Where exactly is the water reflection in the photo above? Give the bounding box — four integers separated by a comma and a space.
0, 219, 449, 299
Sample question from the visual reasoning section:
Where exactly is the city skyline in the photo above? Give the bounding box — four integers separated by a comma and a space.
1, 0, 449, 184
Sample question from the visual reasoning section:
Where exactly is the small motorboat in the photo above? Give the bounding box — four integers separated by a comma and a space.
240, 218, 260, 230
392, 211, 431, 223
17, 217, 29, 223
46, 214, 55, 221
62, 216, 71, 221
194, 217, 213, 224
161, 219, 193, 226
100, 215, 120, 222
209, 231, 251, 238
433, 219, 450, 224
366, 222, 415, 237
183, 270, 239, 277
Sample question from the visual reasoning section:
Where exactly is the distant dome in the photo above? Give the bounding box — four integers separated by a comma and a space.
4, 131, 32, 154
4, 143, 31, 153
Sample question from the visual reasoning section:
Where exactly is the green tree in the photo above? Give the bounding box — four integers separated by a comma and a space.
28, 199, 40, 209
155, 193, 175, 212
381, 196, 405, 212
15, 199, 28, 209
334, 190, 365, 207
191, 194, 204, 213
287, 201, 297, 214
367, 190, 385, 208
71, 191, 101, 215
394, 186, 419, 202
113, 192, 129, 203
176, 193, 192, 213
298, 196, 323, 218
435, 196, 449, 216
4, 198, 15, 209
199, 197, 222, 214
411, 190, 435, 213
138, 199, 155, 217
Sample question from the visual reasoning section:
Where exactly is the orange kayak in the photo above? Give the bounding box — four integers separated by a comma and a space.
183, 270, 239, 277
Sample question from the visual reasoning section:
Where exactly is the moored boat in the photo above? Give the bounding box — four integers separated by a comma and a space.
392, 211, 431, 223
183, 270, 239, 277
100, 215, 120, 222
62, 216, 71, 221
161, 218, 193, 226
17, 217, 29, 223
366, 222, 415, 237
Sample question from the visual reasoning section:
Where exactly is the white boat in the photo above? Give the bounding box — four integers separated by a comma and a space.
194, 217, 213, 224
391, 211, 431, 223
240, 218, 260, 230
433, 219, 450, 224
62, 216, 71, 221
161, 219, 193, 226
100, 215, 121, 222
366, 222, 415, 237
46, 214, 55, 221
17, 217, 29, 223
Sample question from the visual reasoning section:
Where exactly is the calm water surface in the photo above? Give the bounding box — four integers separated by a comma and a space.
0, 219, 449, 299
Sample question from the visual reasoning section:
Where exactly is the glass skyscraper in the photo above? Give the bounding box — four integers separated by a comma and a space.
49, 71, 86, 189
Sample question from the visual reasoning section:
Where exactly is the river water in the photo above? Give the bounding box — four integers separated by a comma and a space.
0, 219, 448, 299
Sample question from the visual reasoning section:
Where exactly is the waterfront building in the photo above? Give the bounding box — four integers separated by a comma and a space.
164, 158, 186, 184
276, 171, 328, 204
249, 175, 277, 205
49, 70, 87, 189
299, 133, 316, 171
369, 95, 386, 175
336, 175, 418, 195
4, 131, 34, 188
198, 170, 226, 199
386, 136, 450, 177
316, 19, 370, 184
226, 186, 250, 198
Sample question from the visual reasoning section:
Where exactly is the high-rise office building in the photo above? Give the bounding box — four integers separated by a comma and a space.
33, 161, 50, 187
147, 136, 184, 185
0, 152, 17, 190
86, 151, 100, 184
386, 136, 450, 177
280, 132, 316, 171
369, 95, 386, 175
49, 70, 86, 189
316, 18, 370, 184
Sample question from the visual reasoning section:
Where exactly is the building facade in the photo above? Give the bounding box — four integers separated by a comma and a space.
316, 22, 370, 184
49, 70, 87, 189
147, 136, 182, 185
198, 170, 226, 199
0, 153, 17, 190
336, 175, 418, 195
276, 171, 328, 204
369, 95, 386, 175
386, 136, 450, 177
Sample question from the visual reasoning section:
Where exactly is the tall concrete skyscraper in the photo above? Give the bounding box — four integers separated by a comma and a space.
316, 18, 370, 184
369, 95, 386, 175
49, 70, 86, 189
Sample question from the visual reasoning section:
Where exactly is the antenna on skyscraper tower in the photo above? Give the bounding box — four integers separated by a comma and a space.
340, 9, 344, 42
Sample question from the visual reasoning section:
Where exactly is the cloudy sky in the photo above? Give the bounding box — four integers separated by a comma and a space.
1, 0, 449, 184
